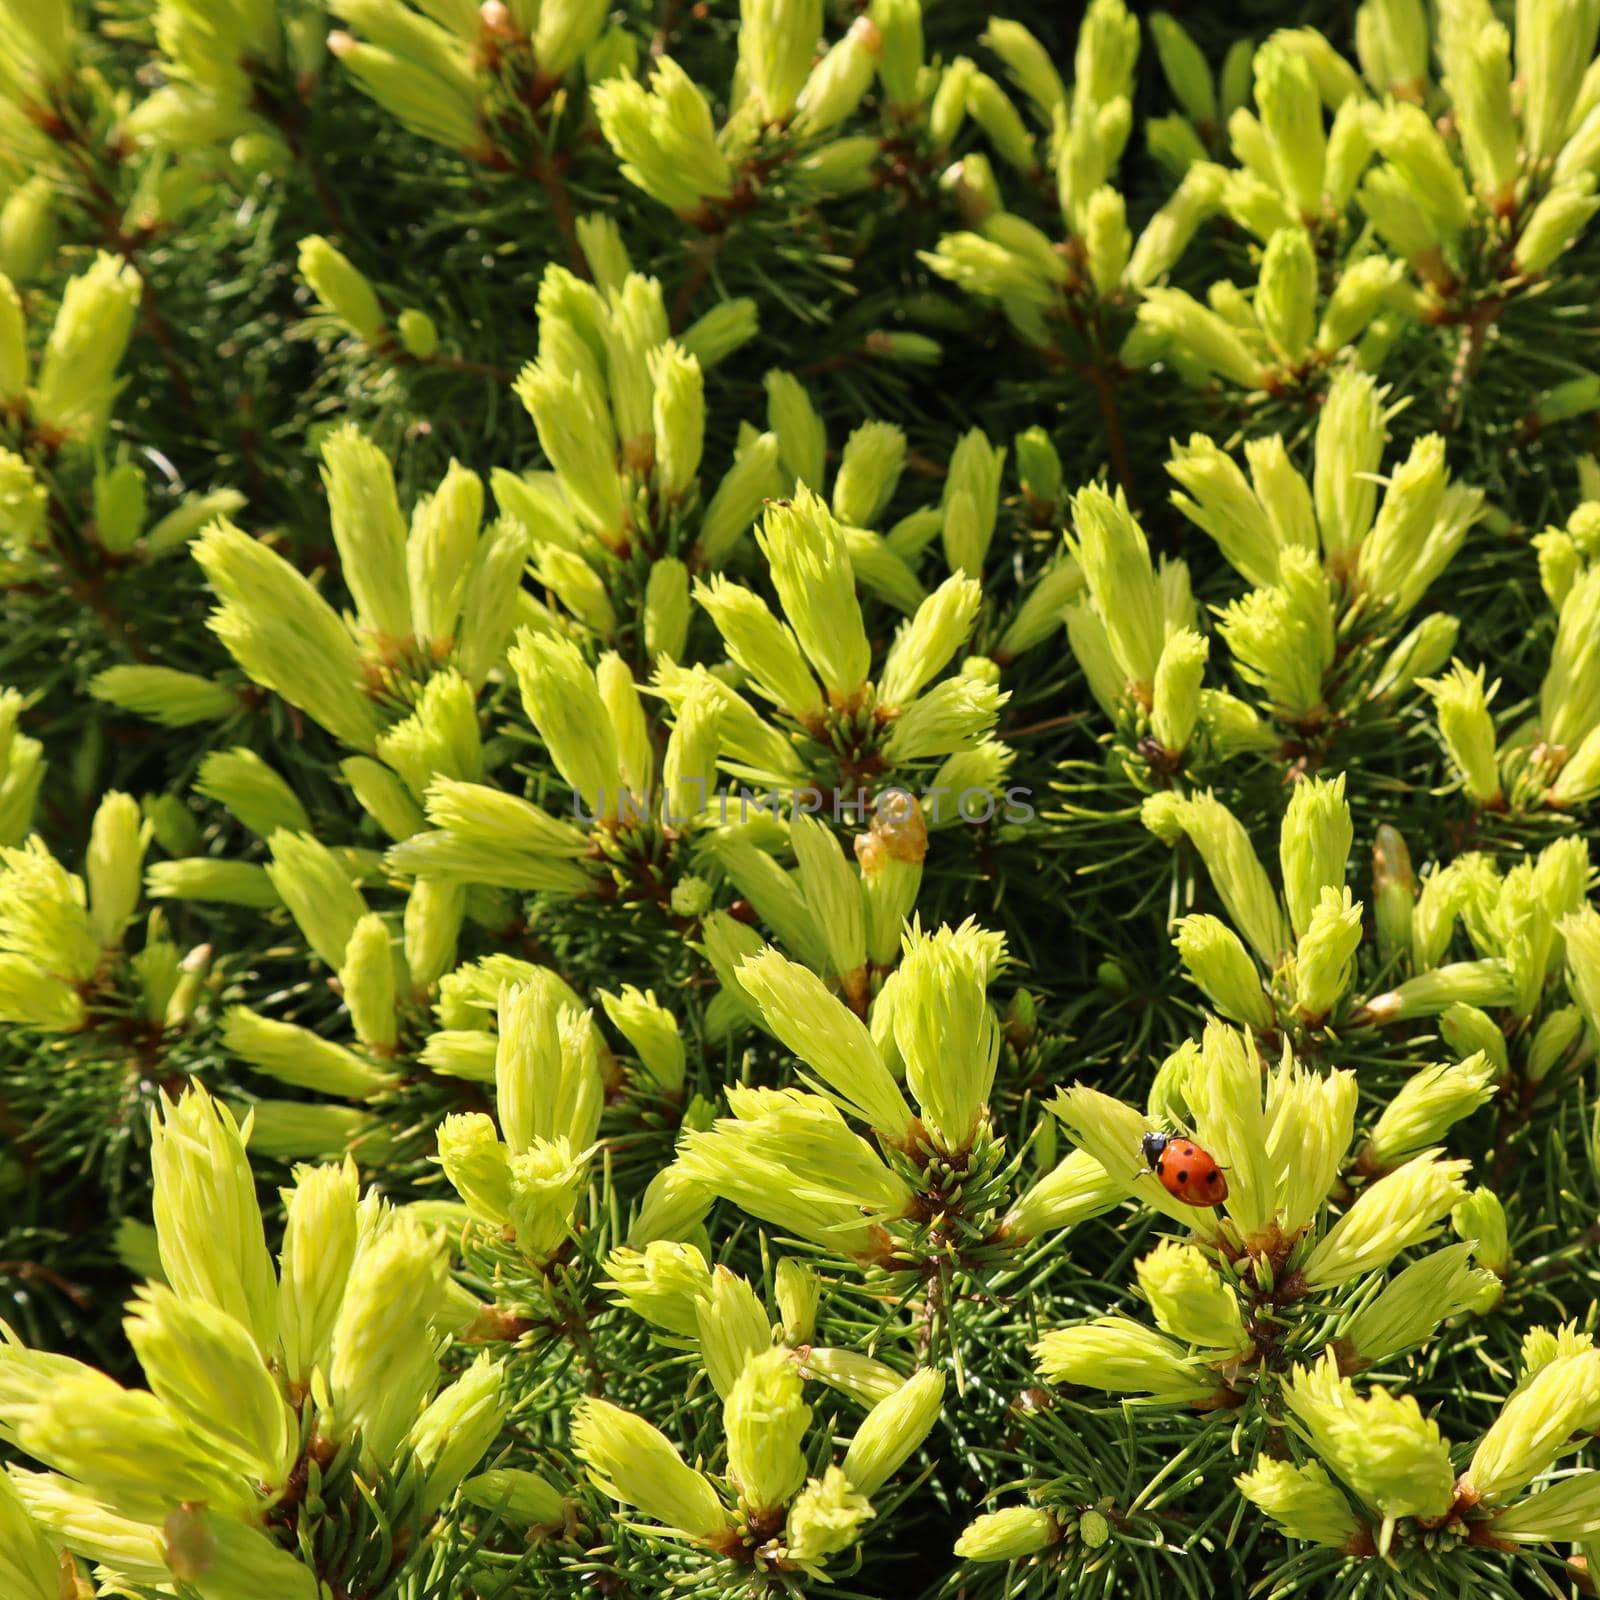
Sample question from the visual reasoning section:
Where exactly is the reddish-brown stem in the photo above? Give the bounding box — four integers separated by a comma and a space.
0, 1259, 92, 1308
794, 351, 862, 379
1444, 307, 1500, 431
530, 152, 586, 275
265, 86, 360, 241
649, 0, 688, 62
1003, 712, 1089, 739
50, 111, 203, 422
670, 237, 721, 330
1084, 355, 1138, 507
20, 477, 152, 661
397, 347, 515, 385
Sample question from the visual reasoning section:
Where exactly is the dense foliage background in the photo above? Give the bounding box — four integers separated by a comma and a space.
5, 0, 1600, 1596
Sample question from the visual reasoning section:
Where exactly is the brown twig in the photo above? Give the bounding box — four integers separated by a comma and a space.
917, 1264, 946, 1357
397, 347, 516, 385
1445, 312, 1495, 431
283, 118, 361, 240
1083, 355, 1138, 508
1002, 712, 1089, 739
670, 235, 722, 330
22, 476, 152, 662
794, 351, 864, 379
648, 0, 688, 63
530, 152, 586, 276
0, 1259, 92, 1309
49, 114, 206, 427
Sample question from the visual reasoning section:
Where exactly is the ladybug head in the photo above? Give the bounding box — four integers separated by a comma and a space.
1140, 1131, 1169, 1168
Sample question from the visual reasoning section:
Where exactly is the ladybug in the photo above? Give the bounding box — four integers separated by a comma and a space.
1139, 1132, 1228, 1208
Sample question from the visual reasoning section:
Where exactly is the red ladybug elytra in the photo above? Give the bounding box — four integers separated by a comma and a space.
1139, 1132, 1228, 1208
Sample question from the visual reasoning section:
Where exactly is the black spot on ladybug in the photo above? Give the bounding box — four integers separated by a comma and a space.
1177, 1170, 1189, 1183
1207, 1171, 1220, 1186
1155, 1157, 1165, 1172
